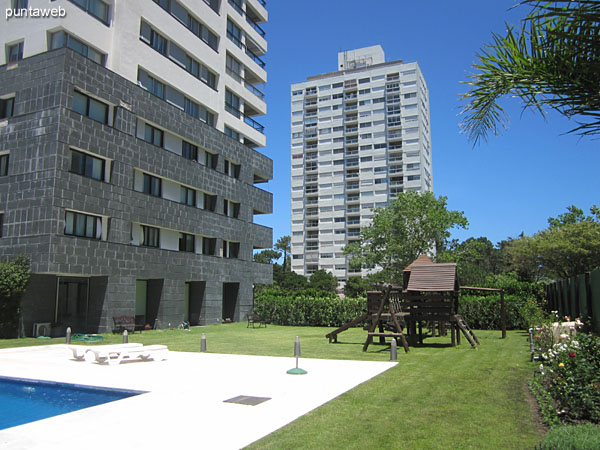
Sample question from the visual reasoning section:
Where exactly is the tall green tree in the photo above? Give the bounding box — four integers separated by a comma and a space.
253, 249, 282, 264
274, 235, 291, 271
344, 191, 468, 284
504, 205, 600, 279
437, 237, 503, 286
460, 0, 600, 145
309, 269, 338, 293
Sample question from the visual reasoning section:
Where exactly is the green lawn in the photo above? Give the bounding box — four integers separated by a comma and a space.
0, 324, 544, 449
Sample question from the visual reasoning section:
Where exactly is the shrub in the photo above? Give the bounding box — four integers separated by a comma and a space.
536, 333, 600, 424
459, 294, 533, 329
538, 424, 600, 450
0, 255, 31, 338
254, 286, 365, 327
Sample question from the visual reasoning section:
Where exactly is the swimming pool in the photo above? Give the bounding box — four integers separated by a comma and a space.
0, 376, 145, 430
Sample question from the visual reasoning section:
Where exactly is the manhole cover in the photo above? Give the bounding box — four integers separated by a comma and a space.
223, 395, 271, 406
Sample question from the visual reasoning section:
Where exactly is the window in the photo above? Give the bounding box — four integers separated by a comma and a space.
203, 193, 217, 212
149, 28, 168, 56
184, 97, 214, 126
225, 126, 240, 142
0, 97, 15, 120
180, 186, 196, 206
225, 89, 241, 117
70, 149, 105, 181
138, 70, 165, 99
153, 1, 219, 51
143, 173, 161, 197
201, 237, 216, 255
0, 213, 3, 238
11, 0, 28, 8
67, 0, 109, 25
0, 154, 8, 176
72, 91, 108, 124
205, 152, 218, 169
49, 31, 105, 65
6, 42, 23, 63
224, 159, 241, 179
65, 211, 101, 239
179, 233, 195, 252
143, 124, 163, 147
182, 141, 198, 161
226, 53, 242, 82
141, 225, 160, 248
227, 20, 243, 48
223, 240, 240, 258
223, 199, 240, 218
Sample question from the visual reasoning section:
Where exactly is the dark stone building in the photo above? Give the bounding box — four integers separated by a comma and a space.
0, 48, 273, 336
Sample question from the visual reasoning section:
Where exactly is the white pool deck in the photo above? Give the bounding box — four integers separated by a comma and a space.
0, 345, 396, 449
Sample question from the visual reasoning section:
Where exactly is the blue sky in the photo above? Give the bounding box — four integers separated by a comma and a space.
253, 0, 599, 247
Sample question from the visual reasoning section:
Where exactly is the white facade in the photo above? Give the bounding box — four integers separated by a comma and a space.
1, 0, 267, 148
290, 46, 433, 281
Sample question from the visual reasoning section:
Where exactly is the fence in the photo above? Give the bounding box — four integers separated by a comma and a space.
545, 267, 600, 333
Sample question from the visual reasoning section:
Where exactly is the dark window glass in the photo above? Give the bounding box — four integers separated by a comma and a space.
179, 233, 195, 252
0, 98, 15, 119
141, 225, 160, 248
0, 154, 9, 176
72, 91, 108, 124
150, 30, 167, 55
143, 173, 161, 197
68, 0, 110, 25
182, 141, 198, 161
7, 42, 23, 62
180, 186, 196, 206
70, 149, 105, 181
203, 193, 216, 212
202, 237, 216, 255
0, 213, 3, 238
205, 152, 218, 169
65, 211, 101, 239
144, 124, 163, 147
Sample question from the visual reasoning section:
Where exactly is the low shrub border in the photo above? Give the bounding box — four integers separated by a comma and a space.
254, 287, 365, 327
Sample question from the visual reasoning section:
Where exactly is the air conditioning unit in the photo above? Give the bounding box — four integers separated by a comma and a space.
33, 322, 51, 338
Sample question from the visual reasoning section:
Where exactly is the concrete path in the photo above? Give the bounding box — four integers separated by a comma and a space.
0, 345, 396, 449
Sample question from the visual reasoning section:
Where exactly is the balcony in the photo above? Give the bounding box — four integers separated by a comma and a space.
227, 31, 266, 68
225, 103, 265, 134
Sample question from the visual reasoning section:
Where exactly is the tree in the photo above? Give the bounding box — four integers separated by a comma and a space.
460, 0, 600, 145
536, 221, 600, 278
253, 249, 282, 264
309, 269, 338, 293
273, 267, 308, 291
344, 191, 468, 284
343, 276, 372, 298
437, 237, 503, 286
503, 205, 600, 279
274, 235, 291, 271
0, 256, 31, 338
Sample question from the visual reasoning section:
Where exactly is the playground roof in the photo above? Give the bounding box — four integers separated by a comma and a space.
403, 254, 434, 272
406, 263, 458, 292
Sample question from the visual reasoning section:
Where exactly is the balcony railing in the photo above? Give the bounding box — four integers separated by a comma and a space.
227, 31, 266, 68
228, 0, 266, 37
226, 103, 265, 134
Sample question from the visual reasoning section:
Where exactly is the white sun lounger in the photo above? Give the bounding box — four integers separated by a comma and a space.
67, 343, 143, 361
86, 344, 168, 365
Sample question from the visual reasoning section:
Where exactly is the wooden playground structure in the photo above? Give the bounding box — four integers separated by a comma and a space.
326, 258, 481, 352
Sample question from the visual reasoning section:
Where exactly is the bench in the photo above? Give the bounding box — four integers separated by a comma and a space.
112, 315, 145, 334
247, 312, 267, 328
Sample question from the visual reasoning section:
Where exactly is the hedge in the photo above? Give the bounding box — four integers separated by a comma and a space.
254, 287, 365, 327
255, 287, 542, 330
459, 294, 542, 330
